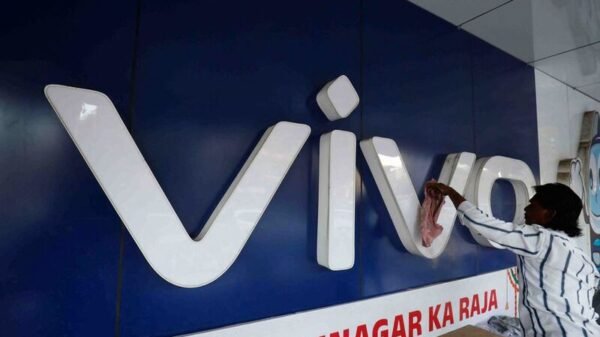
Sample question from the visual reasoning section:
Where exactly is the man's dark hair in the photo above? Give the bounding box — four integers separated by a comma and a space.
533, 183, 583, 237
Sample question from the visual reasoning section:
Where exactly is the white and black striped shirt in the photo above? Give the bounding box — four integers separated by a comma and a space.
458, 201, 600, 337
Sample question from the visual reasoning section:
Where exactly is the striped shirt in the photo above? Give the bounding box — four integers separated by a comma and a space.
457, 201, 600, 337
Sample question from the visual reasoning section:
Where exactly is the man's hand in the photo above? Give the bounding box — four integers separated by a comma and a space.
426, 182, 466, 208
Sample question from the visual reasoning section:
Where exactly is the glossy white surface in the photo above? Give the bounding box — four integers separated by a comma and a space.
408, 0, 509, 25
536, 70, 600, 185
360, 137, 476, 258
558, 159, 585, 205
411, 0, 600, 101
462, 0, 534, 61
317, 131, 356, 270
45, 85, 311, 288
558, 111, 599, 242
580, 82, 600, 101
536, 70, 571, 185
534, 42, 600, 88
559, 146, 591, 250
462, 0, 600, 63
316, 75, 359, 121
536, 70, 599, 255
464, 156, 536, 248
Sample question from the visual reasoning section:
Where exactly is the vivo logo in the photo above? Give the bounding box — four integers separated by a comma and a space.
45, 84, 535, 288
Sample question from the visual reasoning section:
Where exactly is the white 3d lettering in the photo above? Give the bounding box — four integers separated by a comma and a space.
360, 138, 475, 258
45, 84, 536, 288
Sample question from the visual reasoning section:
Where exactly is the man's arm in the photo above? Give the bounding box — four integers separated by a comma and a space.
426, 182, 547, 257
427, 182, 465, 207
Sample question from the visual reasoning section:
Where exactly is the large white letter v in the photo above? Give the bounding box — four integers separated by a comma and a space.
45, 85, 311, 288
360, 137, 475, 259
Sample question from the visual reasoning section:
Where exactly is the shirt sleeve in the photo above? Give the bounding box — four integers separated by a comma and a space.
457, 201, 547, 257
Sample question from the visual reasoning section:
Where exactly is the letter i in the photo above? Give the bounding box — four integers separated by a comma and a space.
316, 75, 359, 271
317, 130, 356, 270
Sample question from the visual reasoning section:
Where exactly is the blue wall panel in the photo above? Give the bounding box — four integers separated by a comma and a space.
361, 1, 480, 296
470, 38, 540, 273
0, 0, 136, 336
118, 0, 362, 335
0, 0, 539, 336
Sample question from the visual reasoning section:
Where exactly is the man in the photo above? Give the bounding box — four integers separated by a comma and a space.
427, 182, 600, 336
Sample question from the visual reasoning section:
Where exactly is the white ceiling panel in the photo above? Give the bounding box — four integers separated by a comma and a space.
461, 0, 600, 62
535, 70, 570, 184
578, 83, 600, 102
533, 42, 600, 88
408, 0, 600, 102
407, 0, 510, 25
460, 0, 535, 61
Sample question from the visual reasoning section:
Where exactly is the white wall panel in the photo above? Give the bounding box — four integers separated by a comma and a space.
536, 70, 600, 255
579, 83, 600, 106
536, 70, 600, 184
535, 70, 570, 185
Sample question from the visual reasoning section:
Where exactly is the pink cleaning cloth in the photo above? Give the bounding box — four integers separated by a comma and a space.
420, 179, 445, 247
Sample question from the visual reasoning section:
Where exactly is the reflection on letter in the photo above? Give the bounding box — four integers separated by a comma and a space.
318, 130, 356, 270
360, 137, 475, 259
45, 84, 311, 288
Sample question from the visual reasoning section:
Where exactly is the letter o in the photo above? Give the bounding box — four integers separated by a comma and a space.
465, 156, 536, 247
